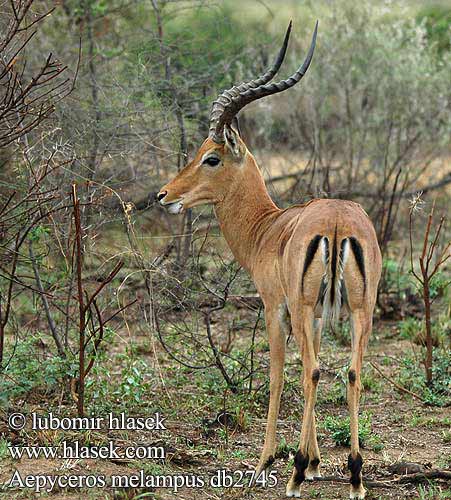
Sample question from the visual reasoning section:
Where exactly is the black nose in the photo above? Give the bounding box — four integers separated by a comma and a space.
157, 191, 167, 201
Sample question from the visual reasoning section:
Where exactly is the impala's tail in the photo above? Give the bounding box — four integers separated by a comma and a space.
301, 226, 367, 330
318, 227, 366, 330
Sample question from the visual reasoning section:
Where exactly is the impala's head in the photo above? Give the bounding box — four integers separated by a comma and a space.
157, 20, 318, 214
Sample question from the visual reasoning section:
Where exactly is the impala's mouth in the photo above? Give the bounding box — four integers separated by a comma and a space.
165, 200, 184, 214
157, 190, 184, 214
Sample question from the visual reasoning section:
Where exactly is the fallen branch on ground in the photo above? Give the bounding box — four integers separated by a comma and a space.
314, 469, 451, 488
369, 361, 425, 403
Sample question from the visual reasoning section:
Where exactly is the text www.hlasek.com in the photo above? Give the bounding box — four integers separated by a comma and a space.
8, 441, 165, 460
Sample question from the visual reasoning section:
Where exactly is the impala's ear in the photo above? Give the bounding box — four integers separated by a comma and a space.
224, 123, 244, 159
231, 116, 242, 137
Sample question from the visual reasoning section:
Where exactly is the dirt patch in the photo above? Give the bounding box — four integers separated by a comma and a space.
1, 324, 450, 500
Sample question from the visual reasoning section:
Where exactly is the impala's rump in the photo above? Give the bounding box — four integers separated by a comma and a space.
279, 199, 377, 322
300, 232, 365, 327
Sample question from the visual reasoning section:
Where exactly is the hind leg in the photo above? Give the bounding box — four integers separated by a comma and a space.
347, 309, 372, 499
286, 306, 320, 497
305, 318, 322, 480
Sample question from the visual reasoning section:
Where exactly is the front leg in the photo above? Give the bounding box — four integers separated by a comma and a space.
256, 302, 287, 473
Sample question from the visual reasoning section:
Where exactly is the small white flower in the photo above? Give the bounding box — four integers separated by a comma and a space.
409, 191, 425, 213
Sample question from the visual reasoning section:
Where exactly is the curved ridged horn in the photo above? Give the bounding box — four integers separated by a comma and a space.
208, 21, 293, 143
209, 21, 318, 144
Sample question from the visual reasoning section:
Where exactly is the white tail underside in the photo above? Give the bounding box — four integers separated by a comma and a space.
320, 236, 349, 330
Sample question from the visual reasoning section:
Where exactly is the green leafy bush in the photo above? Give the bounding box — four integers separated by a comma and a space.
398, 349, 451, 406
0, 335, 74, 406
86, 346, 151, 413
323, 412, 372, 448
429, 271, 451, 300
361, 368, 382, 394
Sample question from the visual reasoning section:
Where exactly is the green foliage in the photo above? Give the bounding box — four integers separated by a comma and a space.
276, 436, 296, 458
63, 0, 112, 19
399, 315, 450, 347
383, 258, 414, 297
29, 225, 50, 243
399, 316, 422, 340
86, 345, 151, 413
320, 365, 381, 407
135, 461, 167, 477
292, 1, 450, 156
417, 4, 451, 55
323, 413, 369, 447
117, 356, 149, 404
259, 0, 451, 250
329, 322, 351, 347
429, 271, 451, 300
323, 412, 381, 450
442, 430, 451, 443
0, 335, 75, 406
163, 6, 263, 82
398, 348, 451, 406
438, 453, 451, 469
0, 438, 10, 460
319, 365, 347, 405
320, 379, 346, 405
123, 3, 269, 143
360, 368, 382, 394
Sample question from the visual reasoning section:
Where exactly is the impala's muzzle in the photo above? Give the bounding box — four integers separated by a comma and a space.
157, 190, 184, 214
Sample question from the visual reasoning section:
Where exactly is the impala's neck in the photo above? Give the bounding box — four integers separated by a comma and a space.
214, 154, 281, 272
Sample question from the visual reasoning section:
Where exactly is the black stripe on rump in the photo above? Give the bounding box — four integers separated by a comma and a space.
301, 234, 322, 293
330, 225, 338, 306
349, 237, 366, 293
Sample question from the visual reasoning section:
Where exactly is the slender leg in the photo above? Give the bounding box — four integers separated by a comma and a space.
256, 303, 287, 473
347, 309, 371, 499
286, 306, 320, 497
305, 318, 322, 479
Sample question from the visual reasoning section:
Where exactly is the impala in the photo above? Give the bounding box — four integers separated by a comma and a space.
157, 21, 381, 499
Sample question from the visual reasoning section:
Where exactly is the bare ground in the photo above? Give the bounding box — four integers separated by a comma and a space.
1, 325, 450, 500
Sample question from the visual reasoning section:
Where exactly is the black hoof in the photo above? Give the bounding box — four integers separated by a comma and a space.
263, 455, 275, 470
293, 450, 310, 485
310, 457, 320, 468
348, 452, 363, 487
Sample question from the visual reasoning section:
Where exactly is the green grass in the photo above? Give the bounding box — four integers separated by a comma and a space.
417, 483, 451, 499
0, 438, 10, 460
276, 436, 296, 458
406, 413, 451, 428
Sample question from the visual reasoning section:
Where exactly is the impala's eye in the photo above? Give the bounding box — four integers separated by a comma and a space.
203, 156, 220, 167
